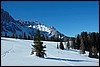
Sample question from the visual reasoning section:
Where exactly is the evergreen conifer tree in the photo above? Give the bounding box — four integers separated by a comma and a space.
31, 29, 46, 58
24, 32, 27, 40
76, 34, 81, 49
80, 38, 85, 54
57, 42, 59, 49
59, 41, 64, 50
28, 35, 30, 40
5, 33, 7, 37
67, 41, 70, 50
19, 34, 22, 39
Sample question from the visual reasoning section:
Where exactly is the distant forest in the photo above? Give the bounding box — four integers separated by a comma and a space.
71, 31, 99, 58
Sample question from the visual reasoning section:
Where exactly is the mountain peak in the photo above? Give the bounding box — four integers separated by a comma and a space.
1, 8, 15, 22
1, 8, 69, 41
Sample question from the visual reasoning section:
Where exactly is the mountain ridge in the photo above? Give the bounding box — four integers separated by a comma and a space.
1, 8, 70, 41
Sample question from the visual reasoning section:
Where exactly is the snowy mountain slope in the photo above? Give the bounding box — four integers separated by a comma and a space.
1, 37, 99, 66
1, 8, 69, 40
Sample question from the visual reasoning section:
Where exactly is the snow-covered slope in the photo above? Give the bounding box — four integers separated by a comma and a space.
1, 8, 68, 41
1, 37, 99, 66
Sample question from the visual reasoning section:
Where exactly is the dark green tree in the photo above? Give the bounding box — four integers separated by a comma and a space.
67, 41, 70, 50
70, 38, 76, 49
76, 34, 80, 49
75, 32, 99, 58
5, 33, 7, 37
57, 42, 59, 49
19, 34, 22, 39
80, 38, 85, 54
59, 41, 64, 50
28, 35, 31, 40
24, 32, 27, 40
31, 29, 46, 58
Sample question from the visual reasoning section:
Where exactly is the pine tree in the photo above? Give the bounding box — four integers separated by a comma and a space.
80, 38, 85, 54
5, 33, 7, 37
70, 38, 75, 49
31, 29, 46, 58
24, 32, 27, 40
67, 41, 70, 50
15, 34, 17, 39
75, 34, 80, 49
19, 34, 22, 39
28, 35, 30, 40
59, 41, 64, 50
57, 42, 59, 49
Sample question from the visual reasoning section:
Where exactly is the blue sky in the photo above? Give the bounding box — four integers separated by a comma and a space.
1, 1, 99, 37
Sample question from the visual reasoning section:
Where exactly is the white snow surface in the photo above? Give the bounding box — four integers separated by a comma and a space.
1, 37, 99, 66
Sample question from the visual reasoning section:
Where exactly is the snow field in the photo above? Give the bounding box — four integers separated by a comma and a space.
1, 37, 99, 66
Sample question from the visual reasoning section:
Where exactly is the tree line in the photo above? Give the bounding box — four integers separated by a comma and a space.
1, 31, 62, 42
56, 31, 99, 58
73, 31, 99, 58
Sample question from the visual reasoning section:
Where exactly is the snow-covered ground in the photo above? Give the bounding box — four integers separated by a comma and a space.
1, 37, 99, 66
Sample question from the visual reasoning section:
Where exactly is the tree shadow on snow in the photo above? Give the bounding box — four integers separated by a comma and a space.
45, 57, 98, 63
